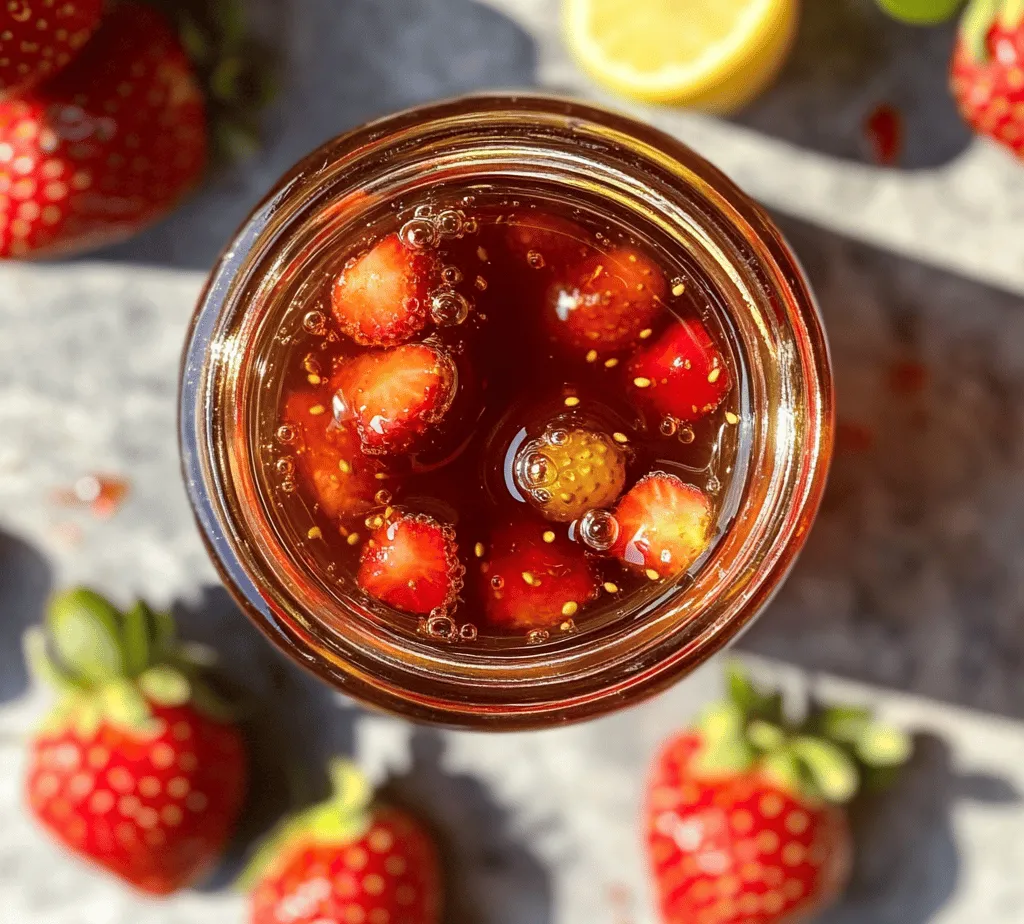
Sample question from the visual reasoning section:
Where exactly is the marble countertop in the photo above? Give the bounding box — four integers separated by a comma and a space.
2, 0, 1024, 921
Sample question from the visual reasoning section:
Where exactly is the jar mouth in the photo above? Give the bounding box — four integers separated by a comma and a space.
181, 94, 833, 729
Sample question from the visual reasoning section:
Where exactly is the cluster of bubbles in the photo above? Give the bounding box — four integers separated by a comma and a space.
399, 205, 477, 252
398, 205, 477, 328
422, 610, 478, 643
275, 426, 299, 493
658, 416, 696, 444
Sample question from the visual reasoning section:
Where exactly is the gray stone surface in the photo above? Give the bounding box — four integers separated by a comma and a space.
3, 0, 1024, 922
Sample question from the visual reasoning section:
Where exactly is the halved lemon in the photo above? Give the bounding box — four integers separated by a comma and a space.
563, 0, 799, 112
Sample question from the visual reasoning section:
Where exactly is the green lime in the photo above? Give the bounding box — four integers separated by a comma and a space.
876, 0, 964, 24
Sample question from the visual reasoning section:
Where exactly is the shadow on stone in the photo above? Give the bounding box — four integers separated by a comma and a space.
0, 532, 52, 704
818, 733, 1019, 924
381, 728, 554, 924
730, 0, 972, 169
93, 0, 538, 271
740, 213, 1024, 720
174, 585, 362, 892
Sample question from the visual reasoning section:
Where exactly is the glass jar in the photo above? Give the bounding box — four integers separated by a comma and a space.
180, 94, 833, 729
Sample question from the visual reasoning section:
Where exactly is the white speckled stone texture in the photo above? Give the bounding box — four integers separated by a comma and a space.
2, 0, 1024, 922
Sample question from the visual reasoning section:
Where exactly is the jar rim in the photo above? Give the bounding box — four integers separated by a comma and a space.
180, 94, 834, 729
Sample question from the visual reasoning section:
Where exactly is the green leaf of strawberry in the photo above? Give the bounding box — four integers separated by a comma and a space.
47, 588, 125, 685
645, 663, 912, 924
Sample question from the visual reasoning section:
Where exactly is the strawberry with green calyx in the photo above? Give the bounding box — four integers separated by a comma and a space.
646, 664, 911, 924
24, 588, 246, 895
245, 760, 443, 924
951, 0, 1024, 159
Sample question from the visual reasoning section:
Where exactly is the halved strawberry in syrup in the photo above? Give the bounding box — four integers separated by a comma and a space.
481, 519, 600, 630
331, 233, 438, 347
625, 319, 731, 424
612, 472, 713, 579
545, 246, 667, 355
358, 512, 464, 616
331, 342, 457, 456
281, 391, 383, 518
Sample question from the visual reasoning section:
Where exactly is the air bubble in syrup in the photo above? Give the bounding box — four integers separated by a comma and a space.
459, 623, 478, 641
426, 612, 457, 641
519, 451, 555, 489
430, 289, 470, 326
302, 310, 326, 335
374, 489, 393, 506
526, 250, 545, 269
436, 209, 464, 238
276, 425, 297, 444
549, 429, 569, 446
400, 218, 438, 251
706, 476, 721, 495
276, 457, 295, 476
441, 265, 463, 285
280, 480, 296, 494
527, 629, 550, 645
413, 204, 433, 218
659, 417, 678, 437
678, 426, 696, 444
579, 508, 619, 552
490, 575, 505, 590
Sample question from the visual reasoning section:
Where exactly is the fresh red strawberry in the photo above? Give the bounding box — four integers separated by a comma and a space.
357, 511, 464, 616
332, 233, 439, 347
545, 246, 667, 355
951, 0, 1024, 159
332, 342, 457, 455
504, 212, 593, 267
247, 761, 442, 924
23, 588, 246, 895
625, 319, 731, 424
0, 3, 206, 259
281, 389, 384, 519
481, 518, 599, 629
612, 472, 713, 579
647, 665, 911, 924
0, 0, 103, 96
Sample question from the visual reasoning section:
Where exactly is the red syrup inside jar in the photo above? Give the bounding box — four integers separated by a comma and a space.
260, 186, 745, 648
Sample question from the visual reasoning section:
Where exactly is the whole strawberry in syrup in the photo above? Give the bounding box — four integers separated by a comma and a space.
646, 665, 911, 924
951, 0, 1024, 159
0, 0, 103, 96
24, 588, 246, 894
246, 761, 442, 924
0, 3, 207, 258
